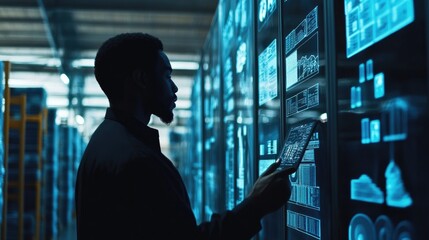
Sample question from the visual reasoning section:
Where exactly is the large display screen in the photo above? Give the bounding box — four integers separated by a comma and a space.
256, 0, 281, 238
344, 0, 415, 58
335, 0, 429, 239
222, 0, 236, 209
222, 0, 255, 210
234, 0, 255, 206
203, 15, 223, 220
282, 1, 328, 239
185, 69, 204, 223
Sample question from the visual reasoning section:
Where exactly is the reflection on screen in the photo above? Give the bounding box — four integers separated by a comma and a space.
345, 0, 415, 58
258, 39, 278, 106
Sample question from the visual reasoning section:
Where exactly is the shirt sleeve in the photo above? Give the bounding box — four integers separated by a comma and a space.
197, 197, 262, 240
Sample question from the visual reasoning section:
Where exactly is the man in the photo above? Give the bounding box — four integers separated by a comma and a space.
75, 33, 292, 240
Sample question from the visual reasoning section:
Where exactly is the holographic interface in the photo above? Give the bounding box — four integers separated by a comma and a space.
258, 39, 278, 106
349, 213, 376, 240
285, 7, 320, 89
289, 132, 320, 210
236, 125, 247, 204
225, 122, 235, 210
351, 174, 384, 204
258, 0, 277, 30
351, 59, 386, 110
385, 160, 413, 208
286, 83, 320, 117
236, 42, 247, 74
350, 161, 413, 208
287, 210, 321, 239
345, 0, 415, 58
349, 214, 414, 240
382, 98, 408, 142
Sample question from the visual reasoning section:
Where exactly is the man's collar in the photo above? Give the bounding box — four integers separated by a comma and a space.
105, 108, 161, 151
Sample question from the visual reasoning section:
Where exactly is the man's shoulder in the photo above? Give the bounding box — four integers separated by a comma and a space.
84, 119, 159, 163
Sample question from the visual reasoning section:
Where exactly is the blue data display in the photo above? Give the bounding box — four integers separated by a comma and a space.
258, 39, 278, 106
385, 161, 413, 208
349, 214, 414, 240
345, 0, 415, 58
351, 174, 384, 204
374, 73, 385, 99
236, 42, 247, 74
349, 213, 377, 240
258, 0, 277, 30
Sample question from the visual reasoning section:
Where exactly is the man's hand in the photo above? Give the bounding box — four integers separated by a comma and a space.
246, 159, 293, 219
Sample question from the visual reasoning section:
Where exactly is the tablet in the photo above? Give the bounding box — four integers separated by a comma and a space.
277, 120, 318, 172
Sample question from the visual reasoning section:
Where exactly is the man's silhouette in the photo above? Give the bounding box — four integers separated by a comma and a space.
75, 33, 292, 239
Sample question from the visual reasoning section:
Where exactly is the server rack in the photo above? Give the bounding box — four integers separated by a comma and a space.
189, 0, 429, 239
332, 0, 429, 239
202, 11, 226, 221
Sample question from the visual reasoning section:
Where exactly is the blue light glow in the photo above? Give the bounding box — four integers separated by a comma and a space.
258, 159, 276, 176
375, 215, 393, 240
345, 0, 415, 58
351, 86, 356, 109
236, 42, 247, 73
370, 119, 381, 143
351, 86, 362, 109
382, 98, 408, 142
359, 63, 365, 83
258, 39, 278, 106
349, 213, 376, 240
385, 160, 413, 208
366, 59, 374, 80
374, 72, 385, 99
361, 118, 371, 144
351, 174, 384, 204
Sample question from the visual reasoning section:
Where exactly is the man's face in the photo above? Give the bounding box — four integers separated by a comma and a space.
149, 51, 178, 124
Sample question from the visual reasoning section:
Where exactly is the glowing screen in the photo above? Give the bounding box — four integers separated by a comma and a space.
258, 39, 278, 106
335, 0, 427, 238
282, 1, 326, 239
285, 6, 320, 89
278, 121, 317, 171
258, 0, 277, 30
345, 0, 415, 58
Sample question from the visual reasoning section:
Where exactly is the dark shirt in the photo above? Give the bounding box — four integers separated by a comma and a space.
75, 108, 261, 240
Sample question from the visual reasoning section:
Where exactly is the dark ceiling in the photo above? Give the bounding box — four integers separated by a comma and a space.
0, 0, 218, 140
0, 0, 218, 72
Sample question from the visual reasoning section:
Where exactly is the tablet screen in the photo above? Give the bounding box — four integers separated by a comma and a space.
278, 120, 318, 171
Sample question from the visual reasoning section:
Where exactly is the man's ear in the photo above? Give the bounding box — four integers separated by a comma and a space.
132, 69, 148, 90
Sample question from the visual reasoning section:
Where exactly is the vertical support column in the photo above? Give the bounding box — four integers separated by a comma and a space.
1, 61, 10, 240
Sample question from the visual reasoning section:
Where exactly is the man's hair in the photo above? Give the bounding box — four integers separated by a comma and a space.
94, 33, 164, 104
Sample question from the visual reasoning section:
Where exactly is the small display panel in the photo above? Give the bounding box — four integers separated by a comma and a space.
258, 39, 278, 106
278, 120, 318, 172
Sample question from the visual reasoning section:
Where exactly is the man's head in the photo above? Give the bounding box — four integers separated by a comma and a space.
94, 33, 178, 124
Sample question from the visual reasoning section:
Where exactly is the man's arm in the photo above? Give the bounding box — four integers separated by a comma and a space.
197, 159, 293, 240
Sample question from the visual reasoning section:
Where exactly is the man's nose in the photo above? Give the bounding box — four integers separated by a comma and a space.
172, 81, 178, 93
